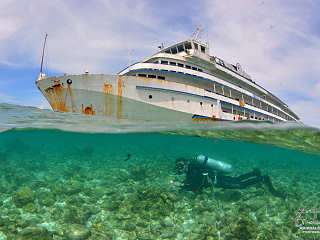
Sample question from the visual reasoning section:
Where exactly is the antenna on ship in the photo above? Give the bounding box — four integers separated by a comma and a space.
39, 33, 48, 80
192, 27, 202, 41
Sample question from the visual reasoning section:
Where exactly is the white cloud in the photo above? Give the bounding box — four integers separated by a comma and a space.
291, 100, 320, 128
202, 0, 320, 127
0, 92, 17, 104
24, 96, 51, 110
0, 0, 187, 73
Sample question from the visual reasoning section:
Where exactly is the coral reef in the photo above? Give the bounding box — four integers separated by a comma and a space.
13, 187, 35, 207
0, 130, 319, 240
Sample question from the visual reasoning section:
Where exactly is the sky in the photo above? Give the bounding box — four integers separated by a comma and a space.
0, 0, 319, 128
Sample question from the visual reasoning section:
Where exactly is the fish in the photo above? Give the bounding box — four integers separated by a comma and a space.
124, 154, 131, 162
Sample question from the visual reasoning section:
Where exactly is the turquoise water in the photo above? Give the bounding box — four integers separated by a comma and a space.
0, 103, 320, 239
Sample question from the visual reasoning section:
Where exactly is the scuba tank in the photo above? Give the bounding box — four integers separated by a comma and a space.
195, 154, 232, 173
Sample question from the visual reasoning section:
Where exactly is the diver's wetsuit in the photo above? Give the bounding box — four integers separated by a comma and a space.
182, 162, 283, 198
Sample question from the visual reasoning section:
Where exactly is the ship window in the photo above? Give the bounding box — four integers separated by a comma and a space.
221, 105, 232, 113
138, 74, 147, 77
194, 43, 198, 49
201, 46, 206, 53
170, 62, 176, 66
200, 102, 203, 106
184, 42, 192, 49
161, 60, 168, 65
177, 45, 184, 52
211, 104, 213, 107
171, 47, 177, 54
148, 75, 156, 78
198, 68, 203, 72
187, 99, 190, 103
149, 95, 152, 99
157, 76, 165, 80
177, 63, 184, 67
165, 50, 171, 54
192, 67, 197, 70
185, 65, 191, 69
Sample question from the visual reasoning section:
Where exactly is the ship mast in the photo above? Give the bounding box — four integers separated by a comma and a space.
192, 27, 202, 41
39, 33, 48, 79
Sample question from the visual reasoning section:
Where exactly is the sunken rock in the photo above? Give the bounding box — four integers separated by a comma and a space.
17, 226, 52, 240
0, 231, 7, 240
64, 224, 91, 240
161, 216, 174, 227
13, 187, 35, 207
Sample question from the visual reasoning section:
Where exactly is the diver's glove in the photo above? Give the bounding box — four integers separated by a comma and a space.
201, 172, 212, 188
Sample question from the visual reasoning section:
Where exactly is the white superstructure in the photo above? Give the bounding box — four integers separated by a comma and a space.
36, 38, 299, 123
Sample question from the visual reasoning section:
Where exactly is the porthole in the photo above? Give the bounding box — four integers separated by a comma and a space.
187, 99, 190, 103
67, 79, 72, 84
200, 102, 203, 106
211, 104, 213, 107
149, 95, 152, 99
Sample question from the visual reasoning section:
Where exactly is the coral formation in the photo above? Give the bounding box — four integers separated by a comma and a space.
13, 187, 35, 207
0, 130, 319, 239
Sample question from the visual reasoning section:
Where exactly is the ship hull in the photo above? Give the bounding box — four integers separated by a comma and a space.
36, 74, 224, 122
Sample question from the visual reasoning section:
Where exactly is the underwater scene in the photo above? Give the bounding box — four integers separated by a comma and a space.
0, 103, 320, 240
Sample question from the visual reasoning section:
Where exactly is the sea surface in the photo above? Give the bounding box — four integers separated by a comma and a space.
0, 103, 320, 240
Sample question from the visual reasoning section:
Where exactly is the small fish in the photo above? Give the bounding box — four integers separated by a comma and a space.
124, 154, 131, 162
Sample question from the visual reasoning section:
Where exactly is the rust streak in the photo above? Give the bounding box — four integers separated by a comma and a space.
117, 76, 124, 119
67, 83, 75, 112
239, 99, 245, 107
104, 83, 114, 116
157, 79, 165, 84
192, 115, 219, 122
82, 103, 95, 115
44, 81, 68, 112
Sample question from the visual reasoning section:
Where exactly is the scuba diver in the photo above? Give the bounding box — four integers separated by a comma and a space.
174, 155, 284, 198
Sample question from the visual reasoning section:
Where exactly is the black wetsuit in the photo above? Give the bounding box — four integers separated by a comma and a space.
182, 162, 283, 198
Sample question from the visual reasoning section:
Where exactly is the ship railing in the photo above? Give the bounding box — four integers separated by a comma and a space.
117, 61, 141, 75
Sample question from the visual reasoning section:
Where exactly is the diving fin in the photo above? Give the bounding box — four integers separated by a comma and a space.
262, 175, 285, 199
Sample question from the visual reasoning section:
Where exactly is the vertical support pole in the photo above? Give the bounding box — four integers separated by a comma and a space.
40, 33, 48, 77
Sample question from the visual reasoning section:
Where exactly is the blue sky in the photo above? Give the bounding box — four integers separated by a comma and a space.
0, 0, 319, 127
